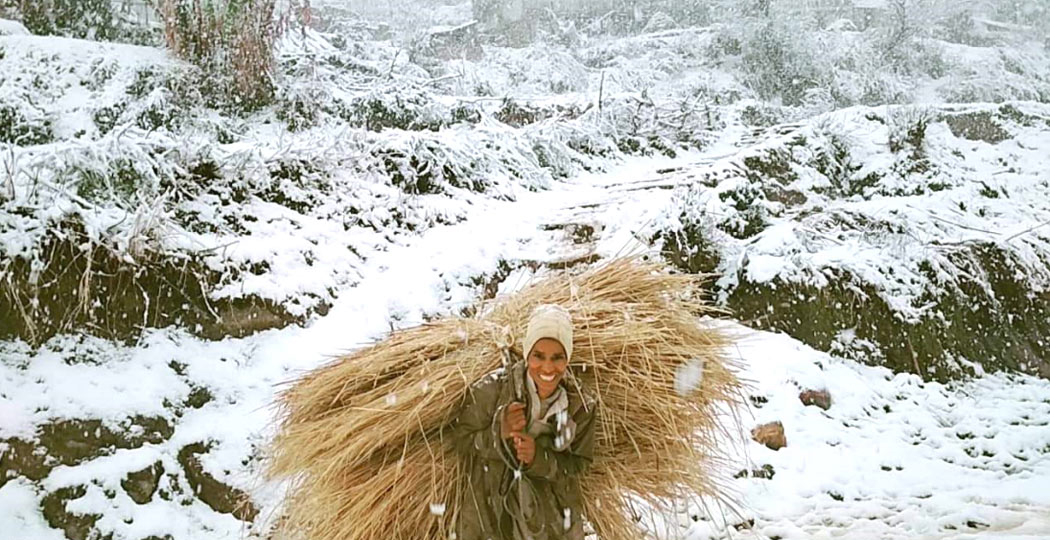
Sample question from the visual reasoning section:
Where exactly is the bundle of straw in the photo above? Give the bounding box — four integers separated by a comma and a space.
265, 257, 743, 540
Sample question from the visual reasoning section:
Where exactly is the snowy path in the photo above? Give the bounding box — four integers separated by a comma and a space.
3, 122, 1050, 540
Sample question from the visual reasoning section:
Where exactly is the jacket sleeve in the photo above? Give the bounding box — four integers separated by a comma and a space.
451, 380, 514, 462
525, 402, 597, 480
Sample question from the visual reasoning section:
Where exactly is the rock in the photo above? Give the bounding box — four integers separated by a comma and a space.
799, 388, 832, 410
184, 386, 214, 409
748, 395, 769, 408
751, 421, 787, 450
1, 438, 51, 489
178, 442, 258, 522
122, 461, 164, 504
733, 463, 775, 479
37, 417, 173, 467
40, 485, 100, 540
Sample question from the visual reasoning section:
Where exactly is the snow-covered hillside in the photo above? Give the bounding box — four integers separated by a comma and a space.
4, 151, 1049, 539
3, 1, 1050, 538
656, 103, 1050, 380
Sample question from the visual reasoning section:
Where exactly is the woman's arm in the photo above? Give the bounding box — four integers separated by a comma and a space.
524, 404, 596, 480
450, 379, 514, 462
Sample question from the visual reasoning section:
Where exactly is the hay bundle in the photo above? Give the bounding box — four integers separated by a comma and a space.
265, 257, 743, 540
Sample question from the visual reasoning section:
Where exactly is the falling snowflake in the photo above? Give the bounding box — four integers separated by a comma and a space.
674, 358, 706, 396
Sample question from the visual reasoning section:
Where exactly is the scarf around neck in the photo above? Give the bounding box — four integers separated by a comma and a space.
524, 373, 575, 452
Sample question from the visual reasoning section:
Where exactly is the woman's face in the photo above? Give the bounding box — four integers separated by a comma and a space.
527, 338, 568, 399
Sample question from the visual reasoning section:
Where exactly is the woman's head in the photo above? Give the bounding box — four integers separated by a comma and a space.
523, 304, 572, 399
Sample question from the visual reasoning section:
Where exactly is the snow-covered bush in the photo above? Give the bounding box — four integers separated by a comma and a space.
739, 20, 831, 106
1, 0, 154, 43
275, 83, 326, 132
705, 19, 836, 107
934, 8, 994, 47
337, 86, 448, 132
157, 0, 279, 107
0, 102, 53, 145
935, 45, 1050, 103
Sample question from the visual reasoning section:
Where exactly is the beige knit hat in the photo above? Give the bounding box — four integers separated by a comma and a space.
523, 304, 573, 362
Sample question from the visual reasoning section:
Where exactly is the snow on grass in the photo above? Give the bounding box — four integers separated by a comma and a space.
0, 168, 576, 538
4, 131, 1049, 538
0, 33, 175, 141
2, 28, 637, 333
654, 102, 1050, 377
6, 11, 1046, 338
4, 6, 1050, 539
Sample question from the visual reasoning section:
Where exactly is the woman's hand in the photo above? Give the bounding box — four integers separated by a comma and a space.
501, 402, 526, 439
511, 433, 535, 465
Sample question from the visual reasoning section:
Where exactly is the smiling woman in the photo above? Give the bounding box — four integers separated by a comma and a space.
452, 304, 597, 540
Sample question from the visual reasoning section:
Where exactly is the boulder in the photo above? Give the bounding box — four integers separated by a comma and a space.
751, 421, 787, 450
799, 388, 833, 410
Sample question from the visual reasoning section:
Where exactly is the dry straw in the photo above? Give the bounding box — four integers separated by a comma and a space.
264, 257, 743, 539
157, 0, 278, 104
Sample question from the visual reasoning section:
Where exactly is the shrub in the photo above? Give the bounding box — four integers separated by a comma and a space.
157, 0, 279, 107
935, 9, 993, 47
0, 103, 53, 145
887, 108, 930, 155
336, 88, 446, 132
92, 102, 127, 136
739, 20, 827, 106
11, 0, 118, 40
3, 0, 157, 44
810, 128, 862, 197
887, 109, 933, 179
276, 85, 324, 132
74, 157, 149, 204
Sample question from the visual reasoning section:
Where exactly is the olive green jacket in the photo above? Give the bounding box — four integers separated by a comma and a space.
452, 361, 597, 540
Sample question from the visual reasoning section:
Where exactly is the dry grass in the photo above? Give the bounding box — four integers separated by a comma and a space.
264, 257, 744, 539
156, 0, 278, 105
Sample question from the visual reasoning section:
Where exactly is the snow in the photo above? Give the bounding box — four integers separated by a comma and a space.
3, 3, 1050, 539
0, 18, 28, 36
3, 140, 1049, 539
717, 327, 1050, 539
659, 102, 1050, 324
0, 480, 66, 540
674, 358, 707, 397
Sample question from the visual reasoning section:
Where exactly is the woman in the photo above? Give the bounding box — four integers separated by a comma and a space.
453, 304, 597, 540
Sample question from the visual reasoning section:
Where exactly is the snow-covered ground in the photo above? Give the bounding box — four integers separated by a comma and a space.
695, 326, 1050, 540
4, 2, 1050, 538
3, 142, 1050, 539
654, 102, 1050, 379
